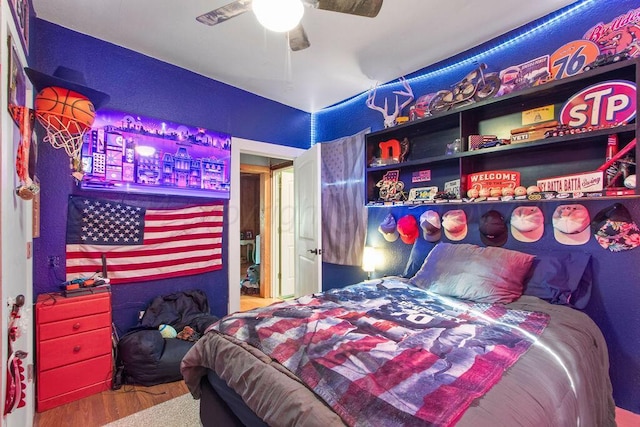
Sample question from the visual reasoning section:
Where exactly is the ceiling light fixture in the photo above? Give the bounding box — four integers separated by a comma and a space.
252, 0, 304, 33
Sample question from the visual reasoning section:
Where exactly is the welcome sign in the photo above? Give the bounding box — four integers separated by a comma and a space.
466, 170, 520, 191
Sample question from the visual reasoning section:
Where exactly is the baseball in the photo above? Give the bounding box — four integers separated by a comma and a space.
502, 187, 515, 196
490, 187, 502, 197
467, 188, 479, 198
527, 185, 541, 195
514, 186, 527, 196
624, 174, 636, 189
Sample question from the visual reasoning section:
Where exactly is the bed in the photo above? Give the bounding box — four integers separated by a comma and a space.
181, 243, 616, 426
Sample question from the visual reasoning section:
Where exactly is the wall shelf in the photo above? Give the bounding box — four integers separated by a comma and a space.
365, 58, 639, 205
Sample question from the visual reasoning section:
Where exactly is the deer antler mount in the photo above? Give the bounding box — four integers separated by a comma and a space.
366, 77, 414, 128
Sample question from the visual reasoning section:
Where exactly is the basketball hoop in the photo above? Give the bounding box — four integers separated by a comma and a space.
36, 111, 88, 178
23, 66, 109, 182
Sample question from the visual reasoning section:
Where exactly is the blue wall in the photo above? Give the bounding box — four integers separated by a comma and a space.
315, 0, 629, 141
316, 0, 640, 413
30, 0, 640, 414
30, 20, 311, 336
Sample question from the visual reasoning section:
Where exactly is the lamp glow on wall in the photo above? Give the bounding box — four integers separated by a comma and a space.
252, 0, 304, 33
362, 246, 383, 280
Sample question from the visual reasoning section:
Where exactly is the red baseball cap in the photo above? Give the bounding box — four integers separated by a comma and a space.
397, 215, 419, 244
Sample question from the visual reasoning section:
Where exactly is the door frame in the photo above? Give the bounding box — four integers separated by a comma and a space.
228, 138, 304, 314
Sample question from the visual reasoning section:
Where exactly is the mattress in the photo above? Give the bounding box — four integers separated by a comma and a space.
182, 280, 615, 426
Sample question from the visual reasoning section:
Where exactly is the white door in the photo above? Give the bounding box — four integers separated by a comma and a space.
294, 144, 322, 297
280, 168, 296, 297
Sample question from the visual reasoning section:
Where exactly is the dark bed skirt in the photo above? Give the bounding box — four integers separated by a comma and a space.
199, 371, 268, 427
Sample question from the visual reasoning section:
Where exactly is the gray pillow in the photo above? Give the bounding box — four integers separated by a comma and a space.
410, 243, 535, 303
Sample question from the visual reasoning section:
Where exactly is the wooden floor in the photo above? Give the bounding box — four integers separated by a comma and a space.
34, 380, 190, 427
34, 294, 278, 427
240, 294, 280, 311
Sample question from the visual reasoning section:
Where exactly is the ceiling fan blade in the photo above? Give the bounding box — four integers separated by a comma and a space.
314, 0, 383, 17
196, 0, 253, 26
288, 24, 310, 51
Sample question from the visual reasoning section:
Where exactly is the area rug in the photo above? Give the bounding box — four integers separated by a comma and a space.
103, 393, 200, 427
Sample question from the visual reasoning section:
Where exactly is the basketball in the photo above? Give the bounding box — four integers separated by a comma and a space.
34, 86, 96, 134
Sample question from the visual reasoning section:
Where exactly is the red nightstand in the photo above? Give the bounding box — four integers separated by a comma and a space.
35, 291, 112, 412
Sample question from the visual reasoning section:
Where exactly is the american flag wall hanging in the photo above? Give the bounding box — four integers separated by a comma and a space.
65, 196, 224, 284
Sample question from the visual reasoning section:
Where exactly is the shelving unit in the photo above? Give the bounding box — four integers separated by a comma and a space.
365, 58, 639, 205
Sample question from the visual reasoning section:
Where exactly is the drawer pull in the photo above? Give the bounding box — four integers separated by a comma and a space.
73, 345, 81, 353
73, 323, 81, 330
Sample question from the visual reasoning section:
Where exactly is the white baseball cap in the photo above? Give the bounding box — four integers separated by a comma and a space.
552, 204, 590, 245
378, 213, 399, 242
510, 206, 544, 243
442, 210, 467, 241
420, 210, 441, 242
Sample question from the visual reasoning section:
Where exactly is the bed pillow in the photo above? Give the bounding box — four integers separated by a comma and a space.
523, 252, 592, 309
410, 243, 535, 303
402, 235, 435, 278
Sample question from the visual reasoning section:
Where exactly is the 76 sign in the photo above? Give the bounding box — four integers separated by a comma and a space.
550, 40, 601, 80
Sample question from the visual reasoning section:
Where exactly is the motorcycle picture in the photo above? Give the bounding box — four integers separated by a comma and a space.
428, 63, 502, 113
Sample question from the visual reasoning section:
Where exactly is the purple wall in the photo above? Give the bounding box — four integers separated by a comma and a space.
316, 0, 640, 413
30, 19, 311, 337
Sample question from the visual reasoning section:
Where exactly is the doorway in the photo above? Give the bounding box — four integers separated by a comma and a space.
239, 163, 295, 303
239, 171, 261, 295
228, 138, 304, 314
238, 162, 271, 301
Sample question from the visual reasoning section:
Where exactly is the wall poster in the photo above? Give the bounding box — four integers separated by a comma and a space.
7, 34, 26, 115
80, 110, 232, 199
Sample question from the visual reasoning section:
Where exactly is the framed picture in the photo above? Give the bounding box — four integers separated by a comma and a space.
8, 0, 29, 54
7, 34, 26, 116
80, 109, 232, 199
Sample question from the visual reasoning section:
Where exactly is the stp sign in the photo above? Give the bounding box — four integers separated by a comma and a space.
560, 80, 636, 128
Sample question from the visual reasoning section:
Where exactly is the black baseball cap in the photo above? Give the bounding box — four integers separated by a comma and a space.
479, 210, 508, 247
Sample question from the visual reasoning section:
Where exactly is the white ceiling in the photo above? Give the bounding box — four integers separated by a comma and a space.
32, 0, 576, 113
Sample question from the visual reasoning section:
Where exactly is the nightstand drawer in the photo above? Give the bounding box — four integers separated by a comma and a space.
38, 312, 111, 341
36, 291, 113, 411
38, 353, 112, 401
38, 326, 112, 371
36, 292, 111, 323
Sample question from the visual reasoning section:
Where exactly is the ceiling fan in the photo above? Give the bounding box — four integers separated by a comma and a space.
196, 0, 383, 51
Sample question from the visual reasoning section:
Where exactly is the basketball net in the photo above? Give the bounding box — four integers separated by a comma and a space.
36, 112, 88, 177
